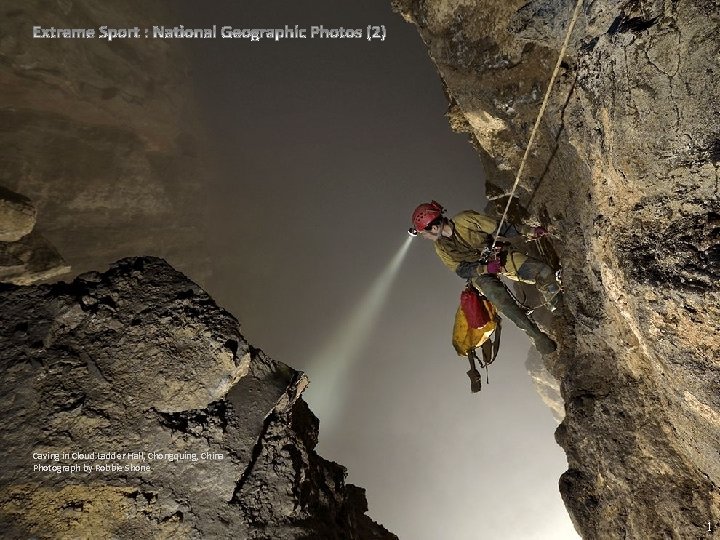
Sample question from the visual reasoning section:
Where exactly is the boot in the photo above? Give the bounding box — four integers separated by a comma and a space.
545, 290, 563, 313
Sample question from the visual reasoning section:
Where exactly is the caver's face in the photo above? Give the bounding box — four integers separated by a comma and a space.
419, 224, 442, 241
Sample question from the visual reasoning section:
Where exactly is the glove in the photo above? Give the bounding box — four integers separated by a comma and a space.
532, 226, 548, 239
486, 259, 502, 274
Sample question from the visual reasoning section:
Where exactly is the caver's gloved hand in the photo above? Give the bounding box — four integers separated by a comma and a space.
455, 259, 504, 278
532, 226, 548, 239
485, 259, 503, 274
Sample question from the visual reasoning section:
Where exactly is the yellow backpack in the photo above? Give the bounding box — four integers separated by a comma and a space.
451, 285, 501, 392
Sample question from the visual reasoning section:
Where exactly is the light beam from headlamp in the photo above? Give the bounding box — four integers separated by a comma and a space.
304, 234, 413, 433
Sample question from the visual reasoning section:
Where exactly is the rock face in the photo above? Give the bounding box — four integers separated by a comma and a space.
0, 185, 35, 242
0, 185, 70, 285
0, 1, 209, 282
525, 347, 564, 423
0, 257, 396, 539
393, 0, 719, 537
0, 229, 71, 285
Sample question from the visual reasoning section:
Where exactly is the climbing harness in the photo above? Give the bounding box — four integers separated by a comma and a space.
491, 0, 585, 251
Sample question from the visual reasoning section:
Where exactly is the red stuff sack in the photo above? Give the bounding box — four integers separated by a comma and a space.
460, 286, 491, 329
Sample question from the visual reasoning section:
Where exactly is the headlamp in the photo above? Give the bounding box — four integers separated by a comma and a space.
408, 227, 418, 237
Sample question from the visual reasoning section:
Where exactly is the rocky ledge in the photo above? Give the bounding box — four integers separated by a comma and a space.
0, 257, 395, 539
0, 185, 70, 286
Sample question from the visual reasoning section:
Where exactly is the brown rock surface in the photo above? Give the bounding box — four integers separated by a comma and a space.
526, 347, 564, 423
393, 0, 720, 537
0, 185, 70, 285
0, 257, 396, 539
0, 185, 36, 242
0, 229, 70, 285
0, 1, 209, 282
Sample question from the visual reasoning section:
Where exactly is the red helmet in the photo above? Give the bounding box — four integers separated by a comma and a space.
411, 201, 445, 231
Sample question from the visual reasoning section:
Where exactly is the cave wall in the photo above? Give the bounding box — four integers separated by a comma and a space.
0, 3, 400, 537
392, 0, 720, 537
0, 0, 210, 283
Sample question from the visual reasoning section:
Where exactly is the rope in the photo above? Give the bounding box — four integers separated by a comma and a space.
491, 0, 585, 249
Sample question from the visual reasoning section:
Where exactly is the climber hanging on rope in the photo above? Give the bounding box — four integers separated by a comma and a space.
409, 200, 561, 354
407, 0, 584, 358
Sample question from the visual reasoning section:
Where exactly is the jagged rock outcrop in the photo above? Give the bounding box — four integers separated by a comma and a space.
0, 229, 71, 285
0, 1, 209, 282
0, 257, 396, 539
0, 185, 70, 285
393, 0, 719, 537
526, 347, 564, 423
0, 185, 35, 242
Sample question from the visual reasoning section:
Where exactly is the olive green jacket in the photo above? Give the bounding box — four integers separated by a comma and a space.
434, 210, 531, 279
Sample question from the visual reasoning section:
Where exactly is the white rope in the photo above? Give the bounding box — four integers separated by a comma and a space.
491, 0, 585, 249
